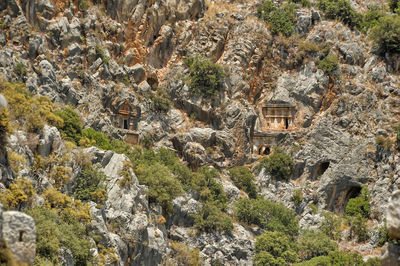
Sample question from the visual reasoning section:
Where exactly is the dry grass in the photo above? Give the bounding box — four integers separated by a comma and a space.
204, 0, 238, 20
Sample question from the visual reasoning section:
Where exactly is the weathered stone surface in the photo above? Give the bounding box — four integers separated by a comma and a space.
2, 211, 36, 264
387, 190, 400, 240
37, 125, 63, 157
381, 242, 400, 266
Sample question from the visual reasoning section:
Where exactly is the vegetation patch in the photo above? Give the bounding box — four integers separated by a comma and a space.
73, 165, 107, 204
228, 166, 257, 198
370, 14, 400, 55
184, 56, 225, 98
235, 198, 299, 237
0, 81, 63, 133
55, 106, 82, 144
256, 147, 294, 181
258, 0, 297, 36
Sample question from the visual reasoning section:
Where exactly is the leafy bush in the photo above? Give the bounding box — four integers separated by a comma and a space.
318, 54, 339, 74
254, 231, 297, 265
258, 0, 297, 36
81, 127, 111, 150
297, 231, 338, 261
257, 147, 294, 181
376, 135, 394, 150
0, 107, 9, 145
1, 178, 36, 210
146, 90, 172, 113
290, 0, 311, 8
360, 5, 386, 31
135, 162, 184, 215
0, 81, 63, 132
228, 166, 257, 198
320, 211, 342, 240
184, 56, 225, 97
235, 198, 298, 236
389, 0, 400, 12
74, 166, 107, 203
193, 201, 233, 233
292, 189, 303, 206
317, 0, 362, 29
14, 62, 27, 78
347, 215, 369, 242
295, 250, 363, 266
370, 14, 400, 55
345, 186, 370, 218
55, 106, 82, 144
95, 46, 110, 64
167, 241, 202, 266
27, 206, 92, 265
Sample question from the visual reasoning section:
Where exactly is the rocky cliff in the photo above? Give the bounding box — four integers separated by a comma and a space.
0, 0, 399, 264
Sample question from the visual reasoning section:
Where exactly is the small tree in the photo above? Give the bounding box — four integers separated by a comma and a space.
345, 186, 370, 218
228, 166, 257, 198
184, 57, 225, 97
55, 107, 82, 144
370, 15, 400, 55
254, 231, 297, 265
258, 0, 296, 36
258, 147, 294, 181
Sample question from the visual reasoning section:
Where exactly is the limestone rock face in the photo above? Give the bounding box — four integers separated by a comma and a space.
381, 242, 400, 266
387, 190, 400, 240
2, 211, 36, 264
38, 125, 63, 157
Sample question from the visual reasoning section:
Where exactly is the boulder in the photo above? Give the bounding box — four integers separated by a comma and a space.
381, 242, 400, 266
2, 211, 36, 264
37, 125, 63, 157
387, 190, 400, 240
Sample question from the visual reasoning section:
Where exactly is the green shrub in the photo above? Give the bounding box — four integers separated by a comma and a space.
345, 186, 370, 218
395, 125, 400, 144
308, 203, 318, 214
0, 81, 63, 133
146, 90, 172, 113
73, 166, 107, 203
55, 107, 82, 144
317, 54, 339, 74
168, 241, 202, 266
14, 62, 27, 78
347, 215, 369, 242
184, 56, 225, 97
79, 0, 89, 11
370, 15, 400, 54
320, 211, 342, 240
196, 166, 228, 207
228, 166, 257, 198
95, 46, 110, 64
297, 231, 338, 261
292, 189, 303, 206
27, 206, 92, 265
290, 0, 311, 8
1, 178, 36, 211
360, 5, 386, 31
0, 107, 9, 145
135, 162, 184, 215
235, 198, 298, 236
389, 0, 400, 12
81, 127, 111, 150
317, 0, 362, 29
193, 201, 233, 234
257, 147, 294, 181
258, 0, 297, 36
295, 251, 363, 266
254, 231, 297, 265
